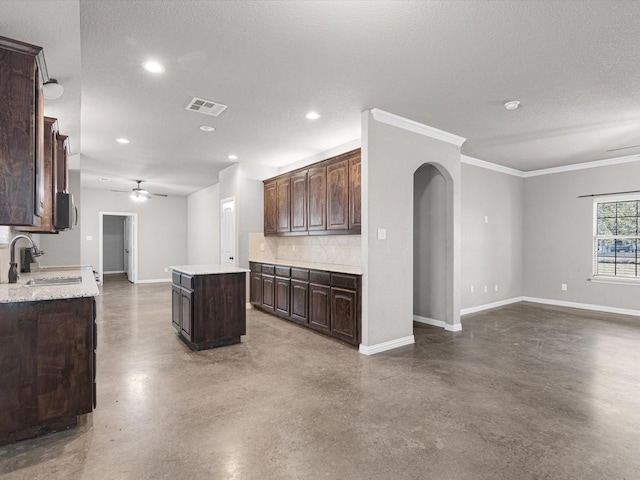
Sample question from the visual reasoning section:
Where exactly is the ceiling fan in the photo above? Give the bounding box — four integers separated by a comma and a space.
111, 180, 168, 202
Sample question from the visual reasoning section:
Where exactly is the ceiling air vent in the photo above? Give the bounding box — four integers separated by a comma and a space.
185, 97, 228, 117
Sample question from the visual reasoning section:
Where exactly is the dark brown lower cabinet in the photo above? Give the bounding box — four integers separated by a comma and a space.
309, 283, 331, 333
250, 262, 360, 346
290, 279, 309, 324
0, 296, 96, 446
171, 270, 246, 351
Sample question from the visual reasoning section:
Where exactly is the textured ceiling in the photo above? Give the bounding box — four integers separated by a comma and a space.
2, 1, 640, 196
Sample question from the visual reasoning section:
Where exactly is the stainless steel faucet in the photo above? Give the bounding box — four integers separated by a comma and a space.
8, 235, 44, 283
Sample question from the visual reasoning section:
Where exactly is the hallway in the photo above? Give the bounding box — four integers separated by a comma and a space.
1, 279, 639, 479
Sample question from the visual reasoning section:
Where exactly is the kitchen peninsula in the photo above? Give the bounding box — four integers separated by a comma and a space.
0, 266, 99, 446
170, 265, 248, 351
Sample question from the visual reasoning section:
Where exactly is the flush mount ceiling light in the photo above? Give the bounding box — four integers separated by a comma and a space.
142, 60, 165, 73
228, 154, 238, 160
199, 125, 215, 132
305, 111, 321, 120
116, 138, 130, 144
99, 177, 110, 182
504, 100, 520, 111
42, 79, 64, 99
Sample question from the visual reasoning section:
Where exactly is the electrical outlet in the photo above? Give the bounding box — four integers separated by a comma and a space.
470, 285, 474, 293
484, 285, 488, 293
259, 243, 265, 251
164, 267, 168, 272
484, 216, 489, 224
495, 284, 498, 292
561, 283, 567, 291
86, 235, 93, 241
377, 228, 387, 240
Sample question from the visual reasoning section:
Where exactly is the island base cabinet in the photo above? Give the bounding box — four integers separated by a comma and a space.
171, 271, 246, 351
0, 297, 95, 446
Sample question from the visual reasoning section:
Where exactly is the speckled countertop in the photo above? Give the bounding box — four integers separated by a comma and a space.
170, 265, 250, 276
248, 259, 362, 275
0, 266, 100, 304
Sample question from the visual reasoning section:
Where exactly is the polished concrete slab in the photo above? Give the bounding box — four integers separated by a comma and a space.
1, 275, 639, 479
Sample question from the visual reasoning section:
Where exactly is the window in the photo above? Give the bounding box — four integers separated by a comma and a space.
594, 198, 640, 278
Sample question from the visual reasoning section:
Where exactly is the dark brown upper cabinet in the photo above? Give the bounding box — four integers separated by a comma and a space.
276, 177, 291, 233
264, 180, 277, 235
327, 158, 349, 231
263, 148, 361, 236
308, 166, 327, 231
20, 117, 58, 234
0, 36, 45, 226
290, 170, 308, 232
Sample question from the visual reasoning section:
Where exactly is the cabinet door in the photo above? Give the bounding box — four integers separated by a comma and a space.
264, 181, 277, 235
331, 287, 358, 344
261, 275, 275, 312
308, 166, 326, 231
276, 177, 291, 233
309, 283, 331, 333
275, 277, 291, 317
19, 117, 58, 233
349, 155, 361, 231
180, 288, 193, 341
290, 171, 308, 232
171, 284, 181, 331
291, 280, 309, 324
250, 272, 262, 306
327, 159, 349, 230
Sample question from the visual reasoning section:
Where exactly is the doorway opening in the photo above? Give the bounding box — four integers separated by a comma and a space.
99, 212, 138, 285
413, 163, 449, 328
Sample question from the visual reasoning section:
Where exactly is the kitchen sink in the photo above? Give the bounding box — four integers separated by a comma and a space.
27, 276, 83, 286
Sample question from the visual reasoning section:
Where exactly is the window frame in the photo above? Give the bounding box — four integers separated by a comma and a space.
592, 194, 640, 284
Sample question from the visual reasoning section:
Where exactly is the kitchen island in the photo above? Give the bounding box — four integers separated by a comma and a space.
170, 265, 249, 351
0, 266, 99, 445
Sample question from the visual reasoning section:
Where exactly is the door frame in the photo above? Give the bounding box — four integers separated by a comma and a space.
99, 211, 139, 285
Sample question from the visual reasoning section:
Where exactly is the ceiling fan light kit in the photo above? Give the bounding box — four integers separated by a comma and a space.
111, 180, 168, 201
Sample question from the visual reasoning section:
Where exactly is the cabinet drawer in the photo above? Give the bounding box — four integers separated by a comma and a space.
262, 264, 275, 275
180, 274, 194, 289
250, 262, 261, 272
275, 266, 290, 277
291, 268, 309, 281
172, 271, 181, 285
310, 270, 331, 286
332, 273, 358, 290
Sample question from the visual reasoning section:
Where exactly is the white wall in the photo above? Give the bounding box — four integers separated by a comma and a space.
103, 215, 125, 272
362, 110, 462, 348
461, 163, 524, 309
187, 184, 220, 265
238, 176, 264, 269
80, 188, 187, 281
523, 161, 640, 311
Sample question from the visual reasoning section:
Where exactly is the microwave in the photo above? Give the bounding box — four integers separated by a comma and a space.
55, 192, 77, 230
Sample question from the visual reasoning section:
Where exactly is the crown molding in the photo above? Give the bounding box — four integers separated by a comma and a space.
522, 154, 640, 178
461, 155, 524, 178
370, 108, 466, 147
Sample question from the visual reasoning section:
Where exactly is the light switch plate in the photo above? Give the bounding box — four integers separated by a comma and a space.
86, 235, 93, 241
377, 228, 387, 240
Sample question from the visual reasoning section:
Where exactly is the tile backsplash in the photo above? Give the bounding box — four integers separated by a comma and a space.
248, 232, 361, 266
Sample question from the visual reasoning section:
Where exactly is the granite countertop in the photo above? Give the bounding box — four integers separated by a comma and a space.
170, 265, 250, 276
0, 266, 100, 304
248, 259, 362, 275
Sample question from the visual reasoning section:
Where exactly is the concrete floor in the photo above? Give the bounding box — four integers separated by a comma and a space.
1, 274, 639, 479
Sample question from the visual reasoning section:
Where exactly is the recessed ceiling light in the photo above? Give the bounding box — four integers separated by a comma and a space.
504, 100, 520, 111
305, 111, 321, 120
199, 125, 215, 132
142, 61, 165, 73
228, 154, 238, 160
116, 138, 130, 144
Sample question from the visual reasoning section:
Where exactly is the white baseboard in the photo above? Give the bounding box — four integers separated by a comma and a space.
246, 303, 252, 309
522, 296, 640, 317
413, 315, 462, 332
460, 297, 525, 316
104, 270, 125, 274
359, 335, 415, 355
135, 278, 171, 284
460, 295, 640, 318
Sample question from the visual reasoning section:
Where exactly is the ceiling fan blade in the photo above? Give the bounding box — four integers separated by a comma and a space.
150, 193, 168, 197
110, 189, 130, 193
